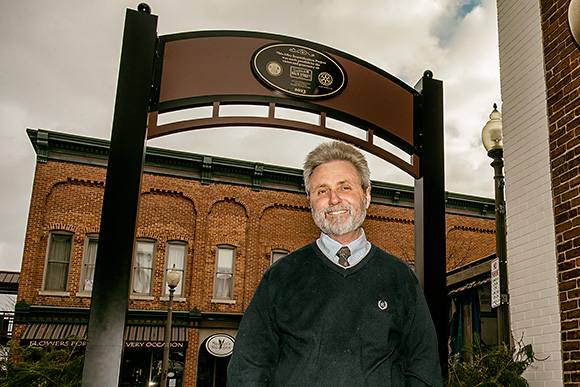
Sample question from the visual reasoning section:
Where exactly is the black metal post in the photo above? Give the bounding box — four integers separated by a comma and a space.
161, 286, 176, 387
489, 148, 511, 346
82, 7, 157, 386
414, 70, 447, 370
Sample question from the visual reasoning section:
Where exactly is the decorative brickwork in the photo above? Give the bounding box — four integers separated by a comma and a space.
541, 0, 580, 384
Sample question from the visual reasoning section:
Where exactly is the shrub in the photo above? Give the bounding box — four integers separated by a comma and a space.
0, 336, 84, 387
445, 335, 536, 387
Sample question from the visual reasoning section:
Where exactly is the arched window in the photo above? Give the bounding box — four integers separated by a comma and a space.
165, 241, 187, 297
132, 239, 156, 296
80, 233, 99, 293
43, 231, 73, 292
214, 245, 236, 300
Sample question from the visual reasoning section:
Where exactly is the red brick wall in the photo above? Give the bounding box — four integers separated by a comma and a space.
541, 0, 580, 384
17, 157, 495, 385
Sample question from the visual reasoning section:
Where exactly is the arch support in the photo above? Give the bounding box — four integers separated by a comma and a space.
81, 8, 157, 386
414, 71, 447, 367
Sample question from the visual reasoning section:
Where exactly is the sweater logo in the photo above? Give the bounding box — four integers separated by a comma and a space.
378, 300, 388, 310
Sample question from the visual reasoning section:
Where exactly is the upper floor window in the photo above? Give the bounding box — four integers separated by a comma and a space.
80, 234, 98, 292
165, 241, 186, 297
214, 245, 236, 300
132, 239, 156, 295
271, 249, 289, 265
43, 231, 73, 292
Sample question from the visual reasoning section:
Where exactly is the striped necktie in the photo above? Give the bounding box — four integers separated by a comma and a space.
336, 246, 351, 267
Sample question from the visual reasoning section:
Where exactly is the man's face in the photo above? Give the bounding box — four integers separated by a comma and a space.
308, 160, 371, 244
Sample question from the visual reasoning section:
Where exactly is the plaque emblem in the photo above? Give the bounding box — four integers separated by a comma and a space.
252, 43, 347, 99
318, 72, 333, 86
266, 61, 283, 77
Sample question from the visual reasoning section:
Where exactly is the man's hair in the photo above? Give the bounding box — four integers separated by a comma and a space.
303, 141, 371, 196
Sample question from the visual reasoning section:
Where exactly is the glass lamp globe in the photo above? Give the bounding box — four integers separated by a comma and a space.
166, 267, 181, 288
481, 104, 503, 152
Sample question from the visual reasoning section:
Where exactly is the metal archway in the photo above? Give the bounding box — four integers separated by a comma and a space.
82, 7, 445, 385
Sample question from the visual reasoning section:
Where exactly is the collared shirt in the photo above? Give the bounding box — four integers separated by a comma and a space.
316, 229, 372, 268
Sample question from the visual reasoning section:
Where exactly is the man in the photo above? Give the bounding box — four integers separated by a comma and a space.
227, 141, 442, 386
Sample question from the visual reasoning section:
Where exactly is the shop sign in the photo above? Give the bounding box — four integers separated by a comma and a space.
28, 339, 86, 347
124, 341, 187, 348
205, 333, 235, 357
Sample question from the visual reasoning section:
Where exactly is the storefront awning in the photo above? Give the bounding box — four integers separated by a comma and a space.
21, 323, 188, 347
124, 325, 187, 342
22, 323, 87, 342
448, 278, 491, 296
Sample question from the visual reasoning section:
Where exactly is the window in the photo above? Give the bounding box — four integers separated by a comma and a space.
271, 249, 289, 265
214, 246, 235, 300
132, 239, 156, 295
80, 234, 98, 292
43, 231, 73, 292
165, 241, 186, 297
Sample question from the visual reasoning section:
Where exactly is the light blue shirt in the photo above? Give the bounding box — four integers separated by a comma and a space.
316, 229, 371, 268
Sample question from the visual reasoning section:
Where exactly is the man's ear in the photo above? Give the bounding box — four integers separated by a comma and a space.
365, 187, 371, 209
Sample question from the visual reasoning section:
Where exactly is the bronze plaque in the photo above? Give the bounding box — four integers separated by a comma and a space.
252, 43, 346, 99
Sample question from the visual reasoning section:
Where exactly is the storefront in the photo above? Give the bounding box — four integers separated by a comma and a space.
120, 326, 188, 386
20, 323, 189, 386
447, 254, 498, 359
196, 333, 235, 387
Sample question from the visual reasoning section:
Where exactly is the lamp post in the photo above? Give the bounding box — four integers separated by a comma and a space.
161, 265, 181, 386
481, 103, 511, 346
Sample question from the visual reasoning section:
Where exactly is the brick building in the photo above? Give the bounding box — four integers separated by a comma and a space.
14, 129, 495, 386
495, 0, 580, 385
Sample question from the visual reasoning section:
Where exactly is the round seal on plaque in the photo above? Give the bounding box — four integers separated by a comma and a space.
205, 333, 235, 357
266, 61, 283, 77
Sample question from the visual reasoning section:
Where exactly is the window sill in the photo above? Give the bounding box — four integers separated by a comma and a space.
130, 295, 154, 300
77, 292, 92, 298
160, 296, 186, 302
211, 299, 236, 304
39, 291, 71, 297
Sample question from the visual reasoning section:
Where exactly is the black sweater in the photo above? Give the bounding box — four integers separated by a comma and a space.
227, 243, 443, 387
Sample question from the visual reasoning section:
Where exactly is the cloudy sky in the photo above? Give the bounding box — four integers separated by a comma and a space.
0, 0, 501, 273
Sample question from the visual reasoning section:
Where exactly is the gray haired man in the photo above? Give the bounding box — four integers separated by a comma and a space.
227, 141, 443, 386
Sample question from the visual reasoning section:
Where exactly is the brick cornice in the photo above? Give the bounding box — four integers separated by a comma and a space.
26, 128, 494, 218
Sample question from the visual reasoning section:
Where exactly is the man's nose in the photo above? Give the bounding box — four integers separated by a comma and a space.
329, 189, 342, 204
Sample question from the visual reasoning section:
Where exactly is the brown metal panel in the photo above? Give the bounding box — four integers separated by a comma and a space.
154, 35, 414, 148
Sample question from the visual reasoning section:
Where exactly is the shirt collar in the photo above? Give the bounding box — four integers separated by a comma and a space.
317, 229, 371, 267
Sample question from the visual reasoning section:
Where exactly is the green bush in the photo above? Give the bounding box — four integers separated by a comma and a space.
445, 336, 536, 387
0, 337, 84, 387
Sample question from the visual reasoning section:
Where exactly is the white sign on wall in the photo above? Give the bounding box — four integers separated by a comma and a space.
491, 258, 500, 308
206, 333, 235, 357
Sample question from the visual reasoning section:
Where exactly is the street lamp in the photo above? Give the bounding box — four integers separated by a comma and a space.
161, 265, 181, 387
481, 103, 511, 347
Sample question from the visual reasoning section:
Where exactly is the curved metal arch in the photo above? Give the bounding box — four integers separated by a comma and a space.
147, 30, 420, 177
147, 101, 419, 177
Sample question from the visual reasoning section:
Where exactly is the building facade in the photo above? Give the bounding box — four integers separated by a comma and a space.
496, 0, 580, 385
14, 129, 496, 386
0, 271, 18, 347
